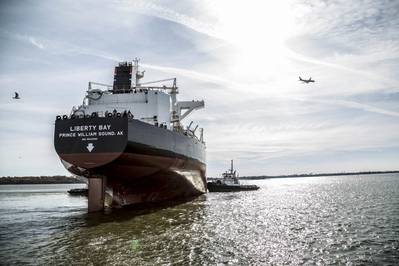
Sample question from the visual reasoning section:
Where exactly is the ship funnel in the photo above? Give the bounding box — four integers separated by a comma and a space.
113, 62, 132, 93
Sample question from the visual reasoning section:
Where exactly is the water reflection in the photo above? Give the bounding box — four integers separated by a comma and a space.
46, 195, 208, 265
1, 174, 399, 265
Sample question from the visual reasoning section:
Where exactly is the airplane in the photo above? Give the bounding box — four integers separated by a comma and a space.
12, 92, 20, 99
299, 76, 315, 83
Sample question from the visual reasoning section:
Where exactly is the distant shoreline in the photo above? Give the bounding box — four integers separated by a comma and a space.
238, 170, 399, 180
1, 171, 398, 184
0, 176, 86, 185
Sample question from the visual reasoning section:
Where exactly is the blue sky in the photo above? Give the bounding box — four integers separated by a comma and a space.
0, 0, 398, 176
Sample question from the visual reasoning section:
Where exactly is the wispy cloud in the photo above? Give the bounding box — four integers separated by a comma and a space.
5, 30, 397, 119
117, 0, 397, 84
117, 0, 220, 38
0, 29, 45, 49
297, 97, 399, 118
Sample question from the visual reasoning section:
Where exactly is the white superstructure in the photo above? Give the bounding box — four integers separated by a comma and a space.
71, 59, 204, 138
221, 160, 240, 186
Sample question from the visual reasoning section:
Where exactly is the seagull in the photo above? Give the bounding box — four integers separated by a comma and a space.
13, 92, 20, 99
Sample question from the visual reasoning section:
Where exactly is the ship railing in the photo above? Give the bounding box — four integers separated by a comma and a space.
88, 80, 177, 95
107, 86, 176, 94
183, 129, 204, 143
171, 123, 204, 143
104, 110, 134, 119
88, 81, 113, 91
58, 110, 134, 120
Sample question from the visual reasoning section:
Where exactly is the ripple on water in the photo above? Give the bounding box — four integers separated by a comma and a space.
0, 174, 399, 265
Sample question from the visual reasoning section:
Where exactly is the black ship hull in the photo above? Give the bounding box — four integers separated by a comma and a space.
54, 116, 206, 211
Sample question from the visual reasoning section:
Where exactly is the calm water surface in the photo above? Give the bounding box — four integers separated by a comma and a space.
0, 174, 398, 265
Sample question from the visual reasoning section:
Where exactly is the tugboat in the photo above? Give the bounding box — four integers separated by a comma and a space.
67, 188, 88, 196
54, 59, 206, 212
207, 160, 259, 192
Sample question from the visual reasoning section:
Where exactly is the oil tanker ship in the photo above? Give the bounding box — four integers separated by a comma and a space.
54, 59, 206, 212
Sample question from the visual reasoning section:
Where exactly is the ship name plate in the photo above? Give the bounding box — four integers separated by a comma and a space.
54, 117, 128, 154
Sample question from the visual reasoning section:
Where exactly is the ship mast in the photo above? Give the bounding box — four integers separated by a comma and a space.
133, 58, 145, 87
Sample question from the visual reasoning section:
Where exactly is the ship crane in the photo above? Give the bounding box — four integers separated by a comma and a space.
176, 100, 204, 121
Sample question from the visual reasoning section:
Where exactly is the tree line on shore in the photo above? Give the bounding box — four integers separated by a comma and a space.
239, 170, 399, 180
0, 175, 86, 184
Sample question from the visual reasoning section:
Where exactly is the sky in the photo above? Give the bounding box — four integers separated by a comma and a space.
0, 0, 398, 177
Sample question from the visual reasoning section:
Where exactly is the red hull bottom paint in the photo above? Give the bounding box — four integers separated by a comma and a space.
61, 152, 207, 207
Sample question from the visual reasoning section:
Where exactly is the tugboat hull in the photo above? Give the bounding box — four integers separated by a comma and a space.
55, 116, 206, 208
207, 182, 259, 192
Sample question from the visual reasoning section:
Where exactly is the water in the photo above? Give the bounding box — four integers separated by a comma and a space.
0, 174, 398, 265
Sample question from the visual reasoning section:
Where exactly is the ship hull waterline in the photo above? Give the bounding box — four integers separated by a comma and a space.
207, 183, 259, 192
54, 116, 207, 212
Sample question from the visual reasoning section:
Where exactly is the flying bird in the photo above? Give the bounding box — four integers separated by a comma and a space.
299, 76, 315, 83
13, 92, 20, 99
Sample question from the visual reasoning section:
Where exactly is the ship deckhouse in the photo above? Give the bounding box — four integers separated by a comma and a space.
72, 59, 204, 138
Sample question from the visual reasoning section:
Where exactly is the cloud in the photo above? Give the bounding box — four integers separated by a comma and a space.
117, 0, 220, 38
141, 63, 237, 89
116, 0, 397, 84
0, 29, 45, 49
0, 0, 398, 176
28, 37, 45, 49
298, 98, 399, 118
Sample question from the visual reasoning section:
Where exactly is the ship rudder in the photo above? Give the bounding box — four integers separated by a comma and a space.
88, 175, 106, 212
